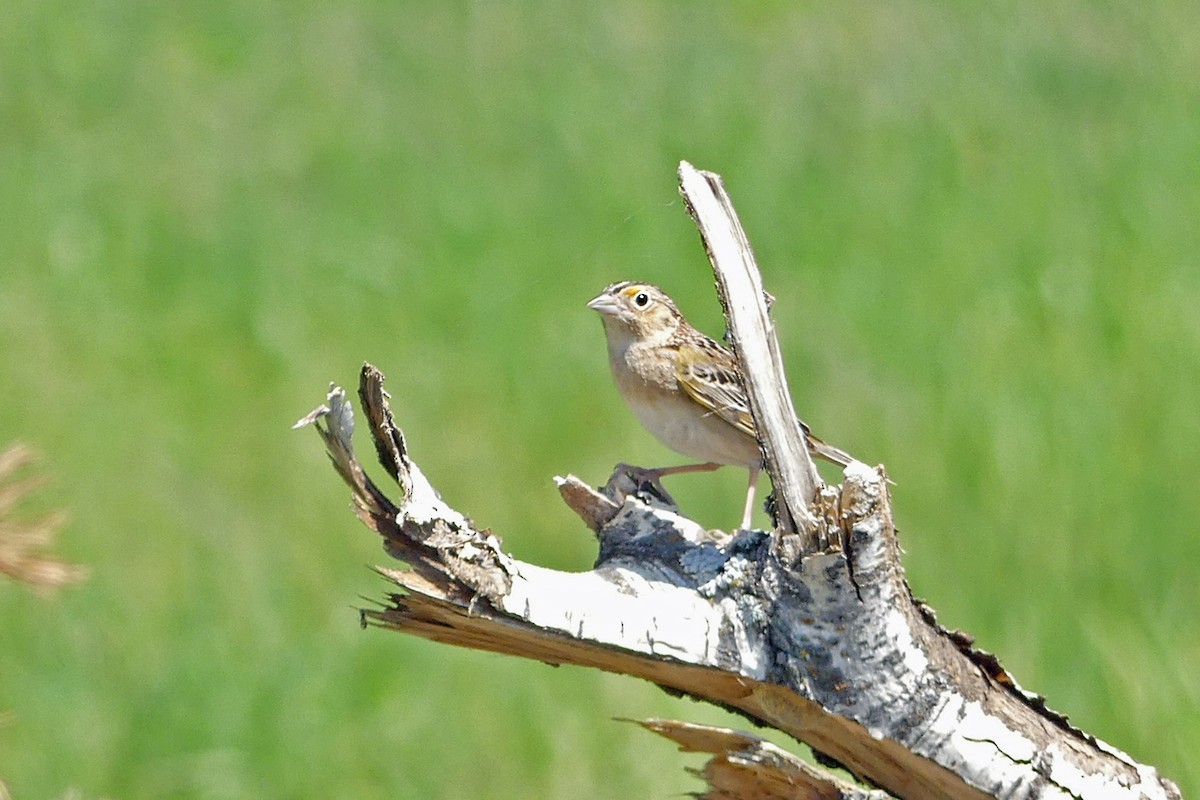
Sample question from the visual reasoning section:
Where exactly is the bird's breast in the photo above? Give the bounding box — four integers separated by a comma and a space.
610, 348, 760, 467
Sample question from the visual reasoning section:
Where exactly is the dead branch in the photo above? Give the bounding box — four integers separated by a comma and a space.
295, 163, 1181, 800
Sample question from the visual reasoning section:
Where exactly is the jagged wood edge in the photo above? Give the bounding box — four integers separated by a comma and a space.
674, 162, 1093, 744
294, 165, 1180, 799
301, 370, 964, 796
677, 161, 822, 545
635, 718, 892, 800
671, 162, 1177, 799
297, 364, 1179, 800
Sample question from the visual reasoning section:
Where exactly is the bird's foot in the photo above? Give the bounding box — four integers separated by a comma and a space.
604, 463, 678, 511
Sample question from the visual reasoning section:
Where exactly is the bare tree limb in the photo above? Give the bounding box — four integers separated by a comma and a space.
297, 366, 1177, 800
296, 163, 1181, 800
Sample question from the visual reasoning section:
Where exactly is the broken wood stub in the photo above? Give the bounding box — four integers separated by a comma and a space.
294, 159, 1179, 799
295, 361, 1178, 800
678, 161, 824, 547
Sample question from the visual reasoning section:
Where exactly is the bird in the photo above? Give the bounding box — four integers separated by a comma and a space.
587, 280, 854, 529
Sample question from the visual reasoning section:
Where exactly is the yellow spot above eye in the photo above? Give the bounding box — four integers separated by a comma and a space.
621, 286, 644, 298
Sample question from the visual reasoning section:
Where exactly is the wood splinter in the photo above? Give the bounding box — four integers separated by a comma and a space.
294, 160, 1180, 800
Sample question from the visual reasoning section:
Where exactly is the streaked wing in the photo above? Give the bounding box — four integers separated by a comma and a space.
675, 331, 856, 468
674, 338, 757, 437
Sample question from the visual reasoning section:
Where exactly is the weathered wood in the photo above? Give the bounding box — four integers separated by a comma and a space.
678, 162, 823, 546
296, 163, 1181, 800
637, 719, 892, 800
297, 366, 1178, 800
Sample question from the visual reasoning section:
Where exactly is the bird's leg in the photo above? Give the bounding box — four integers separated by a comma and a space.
615, 462, 721, 489
646, 462, 722, 478
739, 463, 761, 530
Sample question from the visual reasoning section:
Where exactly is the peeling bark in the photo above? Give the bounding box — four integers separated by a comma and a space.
295, 163, 1181, 800
296, 365, 1178, 800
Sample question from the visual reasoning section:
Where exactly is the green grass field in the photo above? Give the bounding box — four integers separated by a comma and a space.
2, 2, 1197, 797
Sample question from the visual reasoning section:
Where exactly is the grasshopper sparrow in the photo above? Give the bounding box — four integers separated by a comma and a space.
587, 281, 854, 529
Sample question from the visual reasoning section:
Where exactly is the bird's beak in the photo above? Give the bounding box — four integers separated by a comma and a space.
586, 293, 621, 316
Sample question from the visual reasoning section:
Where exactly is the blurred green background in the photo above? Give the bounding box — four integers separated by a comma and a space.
2, 1, 1197, 797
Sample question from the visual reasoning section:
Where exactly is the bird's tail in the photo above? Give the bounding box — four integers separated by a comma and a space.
799, 421, 856, 468
808, 435, 855, 468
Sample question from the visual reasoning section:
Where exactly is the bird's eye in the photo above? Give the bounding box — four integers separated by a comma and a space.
633, 292, 650, 308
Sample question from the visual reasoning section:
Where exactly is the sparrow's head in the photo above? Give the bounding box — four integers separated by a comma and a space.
586, 281, 682, 343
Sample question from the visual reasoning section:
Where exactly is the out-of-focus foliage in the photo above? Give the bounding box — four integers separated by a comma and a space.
1, 3, 1196, 797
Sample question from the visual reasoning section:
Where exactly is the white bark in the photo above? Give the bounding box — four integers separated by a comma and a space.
294, 162, 1181, 800
297, 368, 1178, 800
